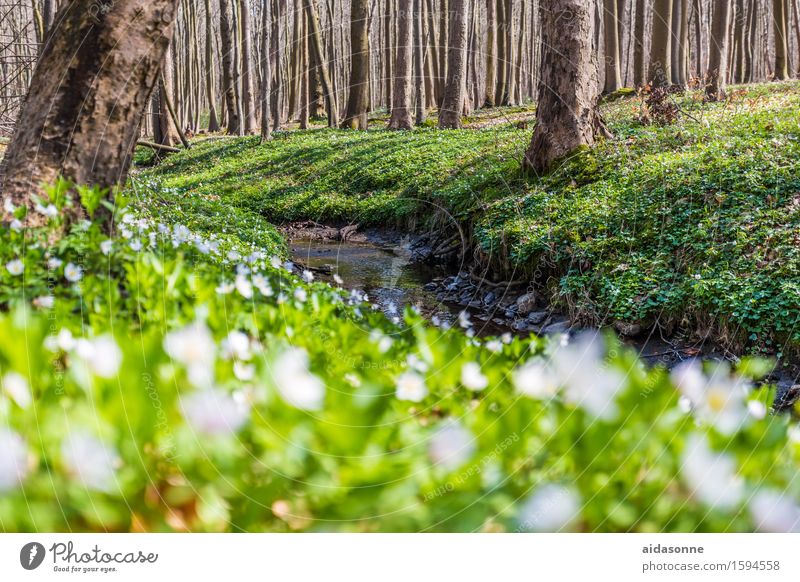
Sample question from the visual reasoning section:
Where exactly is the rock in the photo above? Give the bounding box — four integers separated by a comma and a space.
483, 291, 496, 305
423, 282, 439, 292
542, 320, 571, 335
613, 320, 644, 337
515, 293, 540, 316
512, 320, 533, 332
468, 300, 483, 309
773, 384, 800, 413
526, 311, 548, 325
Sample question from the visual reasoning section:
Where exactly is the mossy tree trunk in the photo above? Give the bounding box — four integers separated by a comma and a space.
523, 0, 609, 174
0, 0, 180, 222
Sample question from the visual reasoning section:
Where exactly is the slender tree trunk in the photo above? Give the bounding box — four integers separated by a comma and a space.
220, 0, 242, 134
706, 0, 731, 99
774, 0, 790, 79
633, 0, 647, 85
0, 0, 181, 220
260, 0, 272, 140
438, 0, 468, 128
389, 0, 414, 129
304, 0, 338, 127
604, 0, 623, 92
205, 0, 221, 132
239, 0, 257, 133
153, 45, 180, 146
485, 0, 497, 106
415, 0, 428, 124
343, 0, 371, 129
649, 0, 673, 86
524, 0, 608, 174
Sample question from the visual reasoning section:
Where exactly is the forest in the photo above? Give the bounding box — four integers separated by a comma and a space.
0, 0, 798, 534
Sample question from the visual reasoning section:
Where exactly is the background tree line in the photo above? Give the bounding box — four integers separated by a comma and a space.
2, 0, 800, 141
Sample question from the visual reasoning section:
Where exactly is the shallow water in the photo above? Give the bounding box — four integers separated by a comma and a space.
290, 238, 462, 326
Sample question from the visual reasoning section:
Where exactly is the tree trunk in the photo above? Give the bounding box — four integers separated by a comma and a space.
604, 0, 623, 92
220, 0, 242, 134
485, 0, 497, 106
152, 44, 180, 146
343, 0, 371, 129
205, 0, 220, 132
524, 0, 608, 174
706, 0, 731, 100
774, 0, 790, 79
649, 0, 673, 86
389, 0, 414, 129
260, 0, 272, 141
239, 0, 257, 133
438, 0, 468, 128
304, 0, 338, 127
0, 0, 180, 220
633, 0, 647, 85
415, 0, 428, 125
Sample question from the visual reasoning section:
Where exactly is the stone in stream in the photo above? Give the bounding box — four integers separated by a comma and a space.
526, 311, 548, 325
542, 320, 571, 334
515, 292, 540, 316
423, 282, 438, 292
512, 319, 533, 332
613, 320, 645, 337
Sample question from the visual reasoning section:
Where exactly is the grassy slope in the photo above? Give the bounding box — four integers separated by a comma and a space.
139, 82, 800, 355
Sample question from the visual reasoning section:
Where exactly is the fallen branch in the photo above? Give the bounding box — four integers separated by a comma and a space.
136, 140, 180, 153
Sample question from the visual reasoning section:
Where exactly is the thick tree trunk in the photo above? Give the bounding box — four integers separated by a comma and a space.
706, 0, 731, 100
523, 0, 608, 174
604, 0, 623, 92
0, 0, 180, 220
220, 0, 242, 135
343, 0, 371, 129
649, 0, 673, 86
438, 0, 468, 129
389, 0, 414, 129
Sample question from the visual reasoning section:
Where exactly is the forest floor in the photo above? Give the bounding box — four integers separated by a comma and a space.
135, 81, 800, 361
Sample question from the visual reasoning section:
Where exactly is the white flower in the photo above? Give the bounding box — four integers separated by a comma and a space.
33, 295, 55, 309
100, 240, 113, 255
180, 388, 250, 436
344, 373, 361, 387
216, 281, 234, 294
47, 257, 62, 270
680, 434, 744, 511
61, 432, 120, 493
57, 328, 76, 351
518, 484, 582, 532
333, 274, 344, 285
3, 197, 16, 214
35, 202, 57, 218
10, 219, 22, 231
74, 336, 123, 379
671, 360, 750, 435
485, 339, 503, 353
271, 348, 325, 411
129, 239, 143, 252
749, 489, 800, 533
233, 361, 255, 381
235, 275, 253, 299
747, 400, 767, 419
293, 287, 307, 303
0, 430, 29, 491
458, 311, 472, 329
64, 263, 83, 282
2, 372, 31, 409
788, 424, 800, 444
302, 270, 314, 283
513, 359, 560, 400
396, 371, 428, 402
406, 354, 429, 373
461, 362, 488, 391
429, 421, 475, 471
270, 255, 282, 269
164, 322, 216, 387
222, 331, 252, 361
6, 259, 23, 276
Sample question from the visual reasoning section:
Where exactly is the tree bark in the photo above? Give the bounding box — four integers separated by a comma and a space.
438, 0, 468, 129
649, 0, 673, 86
524, 0, 608, 174
633, 0, 647, 85
773, 0, 790, 79
220, 0, 242, 134
389, 0, 414, 129
260, 0, 272, 141
239, 0, 257, 133
0, 0, 180, 220
485, 0, 497, 106
706, 0, 731, 100
304, 0, 338, 127
204, 0, 220, 132
343, 0, 371, 129
604, 0, 623, 92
